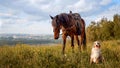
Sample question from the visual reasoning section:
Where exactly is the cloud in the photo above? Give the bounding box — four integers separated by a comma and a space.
0, 0, 120, 34
0, 20, 53, 34
0, 0, 47, 19
100, 0, 112, 5
94, 4, 120, 22
0, 20, 2, 27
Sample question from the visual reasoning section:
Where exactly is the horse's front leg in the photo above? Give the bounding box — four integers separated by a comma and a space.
62, 35, 67, 55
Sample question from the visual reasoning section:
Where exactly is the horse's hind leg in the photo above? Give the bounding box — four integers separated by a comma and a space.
80, 32, 85, 51
75, 35, 81, 52
71, 35, 74, 53
81, 32, 86, 51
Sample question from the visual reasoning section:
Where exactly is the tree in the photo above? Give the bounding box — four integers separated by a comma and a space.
86, 14, 120, 42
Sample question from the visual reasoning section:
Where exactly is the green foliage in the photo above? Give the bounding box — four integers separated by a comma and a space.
87, 14, 120, 42
0, 40, 120, 68
113, 14, 120, 39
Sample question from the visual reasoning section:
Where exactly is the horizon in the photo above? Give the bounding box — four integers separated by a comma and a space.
0, 33, 53, 35
0, 0, 120, 34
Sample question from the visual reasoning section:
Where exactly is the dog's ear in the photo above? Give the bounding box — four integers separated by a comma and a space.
97, 41, 101, 47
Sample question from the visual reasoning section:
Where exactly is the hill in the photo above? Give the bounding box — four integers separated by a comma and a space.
0, 34, 62, 45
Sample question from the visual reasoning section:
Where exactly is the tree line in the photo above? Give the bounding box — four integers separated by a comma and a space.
86, 14, 120, 42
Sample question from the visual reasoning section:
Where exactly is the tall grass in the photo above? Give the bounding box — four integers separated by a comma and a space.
0, 40, 120, 68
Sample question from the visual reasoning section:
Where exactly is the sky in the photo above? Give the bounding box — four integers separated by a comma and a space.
0, 0, 120, 34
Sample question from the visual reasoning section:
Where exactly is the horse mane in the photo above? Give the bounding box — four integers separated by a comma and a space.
58, 13, 69, 23
57, 13, 73, 27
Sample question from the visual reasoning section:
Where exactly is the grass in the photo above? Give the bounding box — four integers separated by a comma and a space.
0, 40, 120, 68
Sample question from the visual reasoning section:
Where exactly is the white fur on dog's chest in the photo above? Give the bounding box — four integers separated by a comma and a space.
91, 48, 101, 62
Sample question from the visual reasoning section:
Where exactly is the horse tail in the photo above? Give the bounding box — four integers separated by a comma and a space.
81, 18, 86, 49
83, 32, 86, 46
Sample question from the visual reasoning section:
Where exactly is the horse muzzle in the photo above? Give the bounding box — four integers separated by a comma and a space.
54, 34, 59, 39
54, 36, 59, 39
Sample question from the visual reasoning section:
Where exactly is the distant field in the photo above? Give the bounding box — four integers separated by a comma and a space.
0, 40, 120, 68
0, 34, 62, 45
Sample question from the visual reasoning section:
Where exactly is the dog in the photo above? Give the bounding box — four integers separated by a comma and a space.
90, 41, 104, 64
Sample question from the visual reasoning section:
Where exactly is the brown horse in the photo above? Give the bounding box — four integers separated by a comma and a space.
50, 11, 86, 54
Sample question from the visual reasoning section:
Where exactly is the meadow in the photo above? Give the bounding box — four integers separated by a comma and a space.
0, 40, 120, 68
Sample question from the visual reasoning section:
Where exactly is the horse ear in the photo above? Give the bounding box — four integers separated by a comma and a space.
70, 11, 72, 13
50, 15, 53, 19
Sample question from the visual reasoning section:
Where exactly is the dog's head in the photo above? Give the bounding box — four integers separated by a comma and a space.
93, 41, 101, 48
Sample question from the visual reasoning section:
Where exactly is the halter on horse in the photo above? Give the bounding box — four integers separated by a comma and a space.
50, 11, 86, 54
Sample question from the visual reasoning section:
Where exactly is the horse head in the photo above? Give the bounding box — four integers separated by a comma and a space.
50, 15, 61, 39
